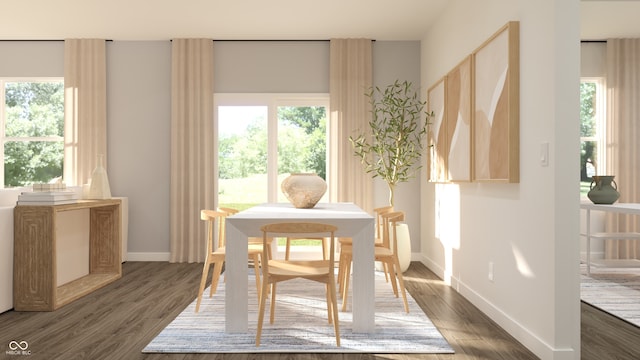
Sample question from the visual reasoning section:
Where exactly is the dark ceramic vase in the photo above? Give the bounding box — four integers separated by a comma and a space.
587, 175, 620, 204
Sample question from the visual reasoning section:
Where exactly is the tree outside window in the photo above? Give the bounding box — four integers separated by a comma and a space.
216, 96, 328, 211
580, 79, 604, 196
2, 80, 64, 188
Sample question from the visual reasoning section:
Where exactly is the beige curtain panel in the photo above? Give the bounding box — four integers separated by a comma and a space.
605, 38, 640, 260
329, 38, 373, 214
170, 39, 215, 263
63, 39, 107, 186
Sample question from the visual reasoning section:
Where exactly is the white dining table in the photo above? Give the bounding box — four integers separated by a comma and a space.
224, 202, 375, 333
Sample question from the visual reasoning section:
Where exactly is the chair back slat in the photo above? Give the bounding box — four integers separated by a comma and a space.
380, 211, 405, 252
200, 209, 227, 251
260, 222, 337, 272
374, 206, 394, 239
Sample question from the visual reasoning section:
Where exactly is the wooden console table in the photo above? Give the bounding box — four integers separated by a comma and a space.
13, 199, 122, 311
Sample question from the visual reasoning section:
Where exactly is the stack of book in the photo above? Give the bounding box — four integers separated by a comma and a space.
17, 190, 79, 206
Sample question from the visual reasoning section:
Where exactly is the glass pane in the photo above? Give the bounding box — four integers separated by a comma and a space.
4, 141, 63, 187
580, 82, 597, 138
217, 106, 268, 210
580, 140, 598, 196
276, 106, 328, 204
277, 106, 328, 255
4, 82, 64, 137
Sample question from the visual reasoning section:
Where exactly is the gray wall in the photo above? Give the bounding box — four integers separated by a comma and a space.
0, 41, 64, 76
214, 41, 330, 93
372, 41, 422, 254
581, 42, 606, 78
106, 42, 172, 255
0, 40, 423, 258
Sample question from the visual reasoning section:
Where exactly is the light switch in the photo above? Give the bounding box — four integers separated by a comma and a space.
540, 142, 549, 167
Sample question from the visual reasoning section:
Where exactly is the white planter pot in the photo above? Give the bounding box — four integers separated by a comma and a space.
394, 223, 411, 272
375, 222, 411, 273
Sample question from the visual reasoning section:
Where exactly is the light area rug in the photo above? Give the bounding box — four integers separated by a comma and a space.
143, 271, 454, 353
580, 265, 640, 328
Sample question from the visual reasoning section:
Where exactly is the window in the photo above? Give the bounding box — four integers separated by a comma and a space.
215, 93, 329, 208
215, 93, 330, 257
1, 79, 64, 188
580, 78, 605, 197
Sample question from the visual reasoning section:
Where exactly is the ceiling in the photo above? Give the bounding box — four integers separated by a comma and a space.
581, 1, 640, 39
4, 1, 640, 42
1, 0, 449, 41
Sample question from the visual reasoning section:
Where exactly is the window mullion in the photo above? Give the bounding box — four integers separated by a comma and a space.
0, 80, 5, 187
267, 100, 278, 203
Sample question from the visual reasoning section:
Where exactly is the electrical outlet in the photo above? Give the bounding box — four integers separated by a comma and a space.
488, 262, 494, 282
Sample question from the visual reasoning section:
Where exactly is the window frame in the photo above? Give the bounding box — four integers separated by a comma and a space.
214, 93, 331, 259
0, 77, 65, 188
580, 77, 606, 197
213, 93, 331, 203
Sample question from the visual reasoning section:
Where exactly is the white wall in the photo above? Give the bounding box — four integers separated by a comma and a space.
420, 1, 580, 359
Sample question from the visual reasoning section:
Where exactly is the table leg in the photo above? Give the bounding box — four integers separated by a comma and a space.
225, 224, 248, 333
350, 222, 375, 332
586, 208, 591, 275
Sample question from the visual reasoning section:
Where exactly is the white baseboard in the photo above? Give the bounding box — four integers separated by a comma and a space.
416, 253, 447, 281
453, 276, 564, 359
126, 252, 171, 262
417, 255, 571, 360
581, 251, 604, 260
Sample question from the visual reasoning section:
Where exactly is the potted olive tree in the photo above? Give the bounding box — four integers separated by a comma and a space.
349, 80, 430, 272
349, 80, 430, 207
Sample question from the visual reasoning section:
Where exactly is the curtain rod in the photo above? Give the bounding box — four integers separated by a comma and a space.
171, 39, 376, 42
213, 39, 331, 42
2, 39, 375, 43
581, 40, 606, 43
0, 39, 114, 42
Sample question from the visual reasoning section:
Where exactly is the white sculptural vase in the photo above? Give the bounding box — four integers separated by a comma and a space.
281, 173, 327, 209
88, 154, 112, 200
374, 221, 412, 273
393, 222, 412, 272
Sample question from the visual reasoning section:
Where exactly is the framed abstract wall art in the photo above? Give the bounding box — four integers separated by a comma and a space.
427, 77, 447, 182
472, 21, 520, 183
446, 56, 472, 182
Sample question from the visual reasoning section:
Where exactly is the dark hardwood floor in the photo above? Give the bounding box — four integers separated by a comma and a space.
0, 261, 638, 360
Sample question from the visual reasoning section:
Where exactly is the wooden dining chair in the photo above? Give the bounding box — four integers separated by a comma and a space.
337, 205, 394, 291
256, 222, 341, 347
339, 210, 410, 313
194, 209, 263, 312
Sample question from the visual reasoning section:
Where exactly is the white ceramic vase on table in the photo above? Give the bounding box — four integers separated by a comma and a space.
281, 173, 327, 209
88, 154, 112, 199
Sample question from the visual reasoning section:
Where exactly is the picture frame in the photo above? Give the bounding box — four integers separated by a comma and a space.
427, 77, 447, 182
472, 21, 520, 183
446, 56, 472, 182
